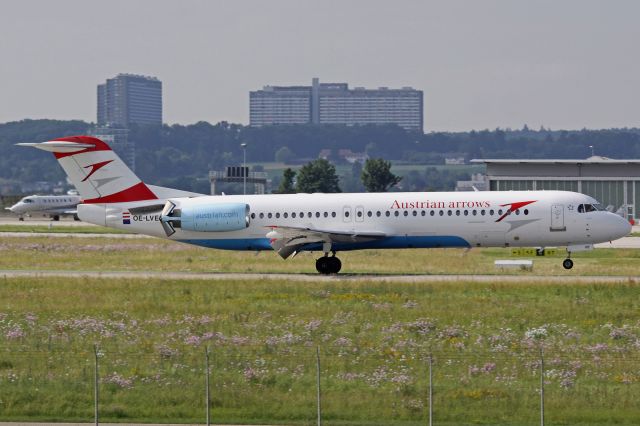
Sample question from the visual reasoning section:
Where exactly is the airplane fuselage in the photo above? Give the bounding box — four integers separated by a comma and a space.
79, 190, 629, 252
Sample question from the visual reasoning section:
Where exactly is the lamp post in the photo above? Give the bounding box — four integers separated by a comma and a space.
589, 145, 594, 157
241, 143, 247, 195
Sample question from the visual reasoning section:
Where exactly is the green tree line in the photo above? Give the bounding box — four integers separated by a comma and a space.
2, 119, 640, 191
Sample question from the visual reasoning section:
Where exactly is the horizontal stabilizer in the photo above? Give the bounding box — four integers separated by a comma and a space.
16, 141, 95, 153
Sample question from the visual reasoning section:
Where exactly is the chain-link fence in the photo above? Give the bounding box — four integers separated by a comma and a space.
1, 345, 639, 425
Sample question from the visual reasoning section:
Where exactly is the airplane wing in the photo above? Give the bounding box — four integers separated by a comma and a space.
265, 225, 387, 259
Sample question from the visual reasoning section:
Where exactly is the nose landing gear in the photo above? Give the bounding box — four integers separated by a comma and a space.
316, 254, 342, 274
562, 258, 574, 270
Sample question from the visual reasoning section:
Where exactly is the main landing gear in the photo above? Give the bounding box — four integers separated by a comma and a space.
316, 254, 342, 275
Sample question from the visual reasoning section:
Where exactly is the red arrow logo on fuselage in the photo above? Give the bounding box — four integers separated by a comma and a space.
82, 160, 114, 182
495, 200, 537, 222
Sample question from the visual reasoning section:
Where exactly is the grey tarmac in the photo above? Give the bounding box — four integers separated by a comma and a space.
1, 269, 638, 283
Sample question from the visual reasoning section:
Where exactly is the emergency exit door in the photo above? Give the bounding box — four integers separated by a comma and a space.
550, 204, 566, 231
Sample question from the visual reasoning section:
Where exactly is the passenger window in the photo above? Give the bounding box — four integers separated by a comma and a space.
268, 213, 272, 218
394, 211, 400, 217
276, 213, 281, 218
464, 210, 468, 216
456, 210, 460, 216
251, 213, 255, 219
447, 210, 452, 216
308, 212, 312, 218
324, 212, 329, 218
481, 210, 486, 216
385, 211, 390, 217
439, 210, 444, 216
292, 212, 296, 218
357, 211, 363, 217
332, 212, 336, 217
367, 211, 373, 217
490, 209, 494, 215
283, 212, 288, 218
472, 210, 477, 216
515, 209, 520, 215
376, 211, 381, 217
430, 211, 435, 216
421, 210, 426, 216
344, 211, 350, 218
259, 213, 264, 219
403, 211, 408, 216
413, 210, 417, 216
524, 209, 529, 215
316, 212, 320, 218
498, 209, 503, 215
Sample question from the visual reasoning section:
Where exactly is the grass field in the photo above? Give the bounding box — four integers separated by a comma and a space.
0, 236, 639, 424
0, 235, 639, 276
1, 276, 639, 424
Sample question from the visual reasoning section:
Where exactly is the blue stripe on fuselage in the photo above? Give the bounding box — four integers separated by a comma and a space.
178, 236, 471, 251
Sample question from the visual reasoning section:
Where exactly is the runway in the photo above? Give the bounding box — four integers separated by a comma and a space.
0, 216, 94, 226
1, 269, 638, 283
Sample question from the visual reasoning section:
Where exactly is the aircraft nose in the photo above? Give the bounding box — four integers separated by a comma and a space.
609, 213, 632, 240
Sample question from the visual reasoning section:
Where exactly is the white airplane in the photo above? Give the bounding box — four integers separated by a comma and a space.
19, 136, 631, 274
6, 192, 82, 221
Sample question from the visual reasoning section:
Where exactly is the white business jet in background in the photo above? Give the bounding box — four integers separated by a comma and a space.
6, 192, 82, 221
19, 136, 631, 274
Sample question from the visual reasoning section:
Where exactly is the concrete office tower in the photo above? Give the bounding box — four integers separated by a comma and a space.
250, 78, 423, 131
97, 74, 162, 127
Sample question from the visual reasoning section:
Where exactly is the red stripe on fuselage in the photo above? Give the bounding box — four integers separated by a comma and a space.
83, 182, 158, 204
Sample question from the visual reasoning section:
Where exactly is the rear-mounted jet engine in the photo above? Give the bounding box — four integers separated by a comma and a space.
160, 200, 250, 236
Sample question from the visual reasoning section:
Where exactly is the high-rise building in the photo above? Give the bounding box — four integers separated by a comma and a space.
250, 78, 423, 131
97, 74, 162, 127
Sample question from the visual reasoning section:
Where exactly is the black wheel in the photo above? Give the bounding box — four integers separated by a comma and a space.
18, 217, 24, 221
562, 258, 574, 270
328, 256, 342, 274
52, 215, 60, 221
73, 214, 80, 221
316, 257, 331, 274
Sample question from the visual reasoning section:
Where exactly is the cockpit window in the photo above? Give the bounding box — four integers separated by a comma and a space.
578, 203, 601, 213
23, 198, 34, 203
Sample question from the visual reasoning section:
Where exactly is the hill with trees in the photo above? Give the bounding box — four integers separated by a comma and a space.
2, 119, 640, 193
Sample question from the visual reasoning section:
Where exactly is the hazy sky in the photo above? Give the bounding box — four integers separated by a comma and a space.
1, 0, 639, 131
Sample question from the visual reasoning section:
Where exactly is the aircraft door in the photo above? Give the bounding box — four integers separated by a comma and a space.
355, 206, 364, 222
550, 204, 566, 231
343, 206, 352, 223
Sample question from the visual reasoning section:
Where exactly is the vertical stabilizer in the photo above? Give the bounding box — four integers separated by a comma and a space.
18, 136, 158, 203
